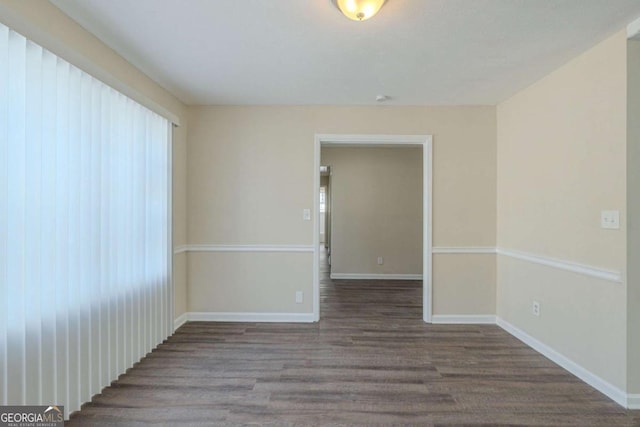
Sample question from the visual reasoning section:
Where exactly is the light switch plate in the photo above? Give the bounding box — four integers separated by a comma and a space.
303, 209, 311, 221
601, 210, 620, 229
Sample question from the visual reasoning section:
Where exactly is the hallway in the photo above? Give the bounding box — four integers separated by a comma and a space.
319, 245, 423, 322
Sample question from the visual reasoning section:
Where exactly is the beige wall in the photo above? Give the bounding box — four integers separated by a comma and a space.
434, 254, 496, 315
0, 0, 190, 320
627, 39, 640, 394
188, 252, 313, 313
497, 30, 628, 389
187, 105, 496, 315
321, 147, 422, 275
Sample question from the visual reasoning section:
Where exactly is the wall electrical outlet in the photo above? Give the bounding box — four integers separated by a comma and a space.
303, 209, 311, 221
532, 301, 541, 317
377, 257, 384, 265
601, 210, 620, 229
295, 291, 303, 304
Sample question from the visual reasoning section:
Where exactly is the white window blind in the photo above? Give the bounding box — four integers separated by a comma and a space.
0, 22, 172, 418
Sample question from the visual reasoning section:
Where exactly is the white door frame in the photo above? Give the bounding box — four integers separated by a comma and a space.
313, 134, 433, 323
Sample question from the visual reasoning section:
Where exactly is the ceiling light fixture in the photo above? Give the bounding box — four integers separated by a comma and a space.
332, 0, 387, 21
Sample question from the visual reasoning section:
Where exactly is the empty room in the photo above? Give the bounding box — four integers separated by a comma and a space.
2, 0, 640, 425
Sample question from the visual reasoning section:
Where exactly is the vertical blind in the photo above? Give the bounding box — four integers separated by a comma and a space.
0, 22, 172, 417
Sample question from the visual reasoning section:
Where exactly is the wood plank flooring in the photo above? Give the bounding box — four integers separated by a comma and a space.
68, 248, 640, 426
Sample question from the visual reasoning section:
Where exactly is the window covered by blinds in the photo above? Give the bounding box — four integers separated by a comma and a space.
0, 22, 172, 418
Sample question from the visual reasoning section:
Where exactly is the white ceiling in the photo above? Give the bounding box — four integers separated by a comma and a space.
51, 0, 640, 106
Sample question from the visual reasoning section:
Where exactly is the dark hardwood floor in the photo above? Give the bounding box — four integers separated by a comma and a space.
68, 247, 640, 426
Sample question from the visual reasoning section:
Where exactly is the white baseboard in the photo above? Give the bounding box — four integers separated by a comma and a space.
496, 317, 628, 408
330, 273, 422, 280
627, 394, 640, 409
187, 312, 315, 323
174, 312, 188, 331
431, 315, 496, 324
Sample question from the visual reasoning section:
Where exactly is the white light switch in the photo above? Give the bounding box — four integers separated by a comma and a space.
601, 210, 620, 229
303, 209, 311, 221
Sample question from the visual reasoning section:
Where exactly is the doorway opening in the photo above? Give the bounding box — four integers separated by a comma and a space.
312, 134, 433, 322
